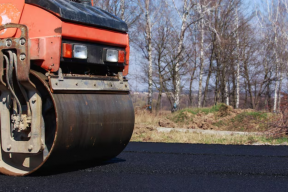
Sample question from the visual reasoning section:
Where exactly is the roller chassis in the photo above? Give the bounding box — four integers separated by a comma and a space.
49, 70, 130, 93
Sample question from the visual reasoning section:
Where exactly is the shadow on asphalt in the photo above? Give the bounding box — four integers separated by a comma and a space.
30, 158, 126, 177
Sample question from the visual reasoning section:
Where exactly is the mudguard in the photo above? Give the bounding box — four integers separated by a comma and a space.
0, 0, 25, 38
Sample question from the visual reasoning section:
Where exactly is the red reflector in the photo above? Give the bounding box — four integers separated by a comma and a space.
62, 43, 73, 58
118, 50, 125, 63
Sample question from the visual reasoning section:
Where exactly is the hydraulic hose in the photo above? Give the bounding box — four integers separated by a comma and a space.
4, 53, 22, 115
13, 52, 31, 117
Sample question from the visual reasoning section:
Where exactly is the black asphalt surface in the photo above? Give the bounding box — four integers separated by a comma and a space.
1, 142, 288, 192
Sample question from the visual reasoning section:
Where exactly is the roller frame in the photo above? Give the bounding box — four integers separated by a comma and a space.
49, 70, 130, 92
0, 24, 42, 154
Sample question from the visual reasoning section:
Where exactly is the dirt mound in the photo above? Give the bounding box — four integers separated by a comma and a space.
159, 119, 176, 128
216, 104, 234, 117
156, 104, 260, 131
183, 111, 193, 118
188, 112, 217, 130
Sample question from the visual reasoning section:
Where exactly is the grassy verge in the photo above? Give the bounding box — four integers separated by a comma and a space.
134, 104, 288, 145
131, 128, 288, 145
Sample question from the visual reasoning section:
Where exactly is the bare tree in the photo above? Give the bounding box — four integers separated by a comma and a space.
170, 0, 192, 111
93, 0, 142, 28
235, 8, 240, 109
144, 0, 153, 112
197, 3, 206, 108
95, 0, 288, 113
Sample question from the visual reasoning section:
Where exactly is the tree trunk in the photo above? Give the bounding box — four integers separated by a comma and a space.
235, 8, 240, 109
156, 61, 164, 115
198, 18, 205, 108
255, 58, 269, 109
156, 92, 162, 115
223, 62, 229, 105
277, 72, 283, 112
243, 61, 255, 109
273, 53, 279, 112
225, 81, 229, 105
232, 65, 236, 108
189, 69, 196, 107
145, 0, 153, 113
214, 66, 219, 106
173, 0, 188, 111
203, 54, 213, 107
267, 82, 272, 112
273, 23, 279, 112
221, 66, 226, 103
244, 79, 247, 108
120, 0, 125, 20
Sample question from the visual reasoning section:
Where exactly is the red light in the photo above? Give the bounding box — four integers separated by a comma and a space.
118, 50, 125, 63
62, 43, 73, 58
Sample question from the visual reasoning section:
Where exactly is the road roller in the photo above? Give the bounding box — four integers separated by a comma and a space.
0, 0, 134, 176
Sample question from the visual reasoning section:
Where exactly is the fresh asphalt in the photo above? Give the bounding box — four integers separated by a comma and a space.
1, 142, 288, 192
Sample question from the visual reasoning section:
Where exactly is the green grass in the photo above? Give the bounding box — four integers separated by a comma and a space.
170, 109, 194, 123
260, 137, 288, 144
232, 112, 267, 123
170, 103, 227, 123
132, 127, 288, 145
213, 120, 227, 127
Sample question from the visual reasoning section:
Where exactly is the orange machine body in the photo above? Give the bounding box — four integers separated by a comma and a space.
0, 1, 130, 76
0, 1, 24, 38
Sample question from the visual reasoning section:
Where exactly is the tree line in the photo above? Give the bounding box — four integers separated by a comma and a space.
93, 0, 288, 113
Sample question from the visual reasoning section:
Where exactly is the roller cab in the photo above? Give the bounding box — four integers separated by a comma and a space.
0, 0, 134, 176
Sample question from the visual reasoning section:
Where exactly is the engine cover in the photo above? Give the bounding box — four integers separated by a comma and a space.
25, 0, 128, 32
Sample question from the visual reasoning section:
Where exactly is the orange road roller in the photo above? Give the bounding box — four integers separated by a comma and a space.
0, 0, 134, 176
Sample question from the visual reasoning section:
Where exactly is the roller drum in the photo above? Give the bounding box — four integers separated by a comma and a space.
47, 93, 135, 166
0, 71, 135, 176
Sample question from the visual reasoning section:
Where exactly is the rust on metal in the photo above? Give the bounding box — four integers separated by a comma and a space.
29, 36, 61, 72
0, 23, 32, 87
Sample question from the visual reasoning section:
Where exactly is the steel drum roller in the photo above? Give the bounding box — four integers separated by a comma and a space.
0, 71, 135, 176
48, 93, 135, 165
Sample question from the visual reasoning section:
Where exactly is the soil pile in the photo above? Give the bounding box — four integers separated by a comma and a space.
157, 104, 260, 131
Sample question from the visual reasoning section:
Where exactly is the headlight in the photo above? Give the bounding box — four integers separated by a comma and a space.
73, 45, 88, 59
105, 49, 118, 62
104, 49, 125, 63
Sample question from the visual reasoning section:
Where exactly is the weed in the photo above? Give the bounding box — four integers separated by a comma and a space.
170, 109, 195, 123
169, 103, 226, 124
247, 136, 257, 144
233, 112, 267, 123
217, 104, 230, 117
213, 120, 226, 127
